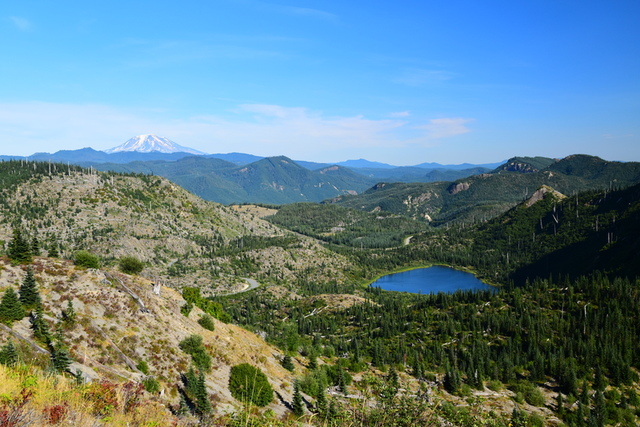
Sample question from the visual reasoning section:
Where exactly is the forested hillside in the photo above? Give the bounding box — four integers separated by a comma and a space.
92, 155, 377, 204
330, 155, 640, 225
265, 202, 429, 248
221, 274, 640, 426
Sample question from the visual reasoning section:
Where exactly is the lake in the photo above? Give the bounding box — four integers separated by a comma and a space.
371, 266, 494, 294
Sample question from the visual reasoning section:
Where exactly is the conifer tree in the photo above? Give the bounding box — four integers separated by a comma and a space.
31, 233, 41, 256
50, 342, 73, 373
19, 267, 41, 310
7, 228, 32, 264
282, 354, 294, 372
176, 394, 189, 416
593, 364, 606, 391
316, 387, 328, 418
444, 365, 461, 394
183, 366, 211, 416
48, 241, 59, 258
292, 380, 305, 417
308, 355, 318, 371
593, 390, 606, 427
387, 366, 400, 391
0, 288, 26, 326
337, 366, 348, 394
30, 305, 51, 344
327, 399, 338, 422
412, 352, 423, 379
0, 340, 18, 367
555, 392, 565, 417
62, 300, 77, 326
510, 406, 528, 427
194, 370, 212, 415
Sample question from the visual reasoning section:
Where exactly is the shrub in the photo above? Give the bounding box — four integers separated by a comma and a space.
136, 360, 150, 375
487, 380, 504, 392
511, 380, 545, 407
228, 363, 274, 407
43, 403, 68, 424
198, 314, 215, 331
179, 334, 211, 372
142, 376, 161, 394
524, 385, 546, 407
73, 250, 100, 269
182, 287, 231, 323
180, 302, 193, 317
118, 256, 144, 275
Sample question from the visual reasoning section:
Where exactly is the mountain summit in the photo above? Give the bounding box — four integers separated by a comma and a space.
105, 134, 205, 155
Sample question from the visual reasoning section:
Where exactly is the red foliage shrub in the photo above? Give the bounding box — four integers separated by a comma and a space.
43, 403, 68, 424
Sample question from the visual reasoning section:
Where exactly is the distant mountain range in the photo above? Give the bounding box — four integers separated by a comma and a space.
0, 134, 503, 170
5, 138, 638, 215
0, 135, 508, 204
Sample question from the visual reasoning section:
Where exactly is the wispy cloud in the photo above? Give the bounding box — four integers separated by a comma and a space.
415, 118, 473, 139
0, 102, 472, 159
10, 16, 32, 31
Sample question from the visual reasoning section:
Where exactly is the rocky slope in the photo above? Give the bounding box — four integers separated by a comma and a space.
0, 257, 301, 417
0, 167, 354, 294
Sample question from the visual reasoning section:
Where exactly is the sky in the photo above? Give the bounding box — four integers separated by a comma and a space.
1, 0, 639, 166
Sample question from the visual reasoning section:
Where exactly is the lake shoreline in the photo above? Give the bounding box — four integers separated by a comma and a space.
362, 263, 501, 294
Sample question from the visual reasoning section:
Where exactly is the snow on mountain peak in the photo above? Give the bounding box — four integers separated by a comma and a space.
105, 135, 205, 155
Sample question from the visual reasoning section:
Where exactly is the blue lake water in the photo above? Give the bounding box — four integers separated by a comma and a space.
371, 266, 494, 294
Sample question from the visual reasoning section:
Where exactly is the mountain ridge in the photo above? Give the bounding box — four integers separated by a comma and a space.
329, 155, 640, 224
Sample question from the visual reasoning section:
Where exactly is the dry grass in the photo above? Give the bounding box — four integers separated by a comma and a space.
0, 364, 178, 426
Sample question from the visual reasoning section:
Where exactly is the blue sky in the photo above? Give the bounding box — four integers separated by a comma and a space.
1, 0, 638, 165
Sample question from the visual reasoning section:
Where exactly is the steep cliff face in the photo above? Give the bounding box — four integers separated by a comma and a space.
448, 182, 470, 195
525, 185, 565, 207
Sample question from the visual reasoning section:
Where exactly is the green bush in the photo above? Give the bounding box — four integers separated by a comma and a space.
182, 287, 231, 323
228, 363, 274, 407
179, 334, 211, 372
524, 385, 546, 407
118, 256, 144, 274
198, 314, 215, 331
180, 302, 193, 317
511, 380, 545, 407
487, 380, 503, 392
136, 360, 150, 375
73, 250, 100, 269
142, 376, 161, 394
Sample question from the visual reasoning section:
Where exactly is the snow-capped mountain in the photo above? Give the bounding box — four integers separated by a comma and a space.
105, 135, 205, 155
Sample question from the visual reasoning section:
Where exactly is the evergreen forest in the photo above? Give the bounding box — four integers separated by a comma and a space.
0, 158, 639, 426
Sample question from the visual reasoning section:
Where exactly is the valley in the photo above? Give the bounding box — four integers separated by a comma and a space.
0, 157, 638, 426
